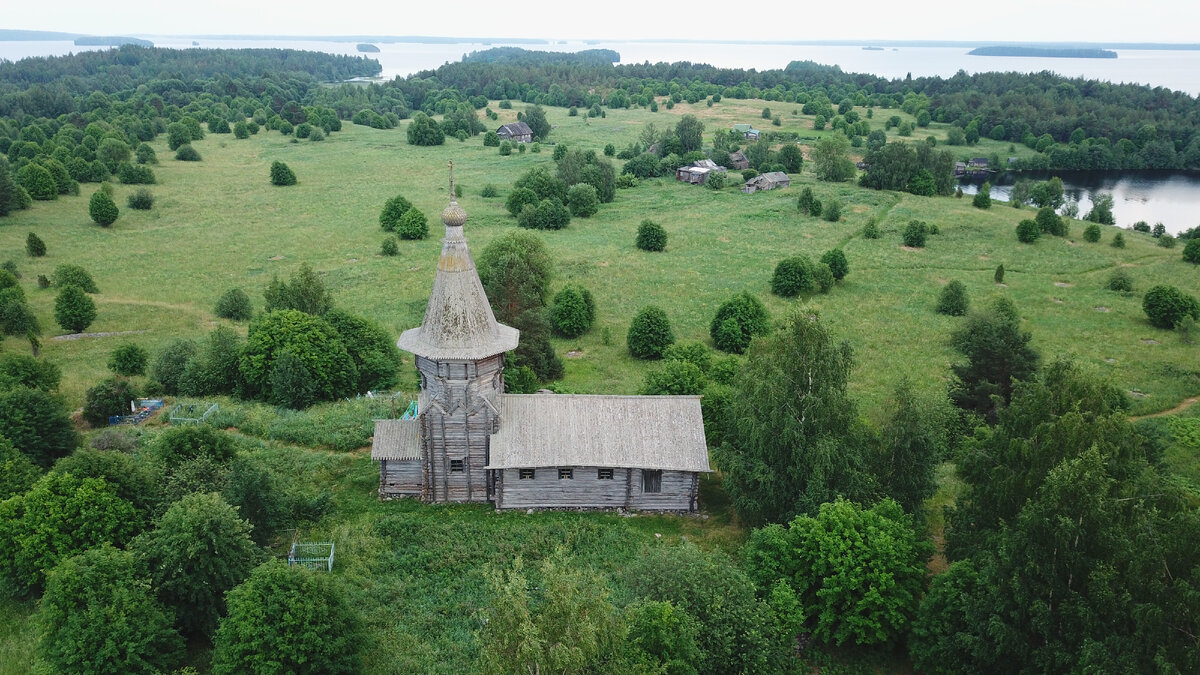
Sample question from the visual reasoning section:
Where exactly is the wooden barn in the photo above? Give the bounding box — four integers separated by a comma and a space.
676, 159, 727, 184
728, 150, 749, 170
741, 171, 791, 194
372, 166, 710, 512
732, 123, 761, 140
497, 121, 533, 143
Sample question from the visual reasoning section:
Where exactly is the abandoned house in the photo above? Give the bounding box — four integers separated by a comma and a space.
496, 121, 533, 143
741, 171, 791, 193
372, 165, 710, 512
676, 159, 727, 184
728, 150, 749, 170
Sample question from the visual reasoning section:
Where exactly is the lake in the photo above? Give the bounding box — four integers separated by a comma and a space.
959, 172, 1200, 234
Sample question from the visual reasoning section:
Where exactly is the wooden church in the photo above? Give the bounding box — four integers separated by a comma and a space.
371, 167, 710, 512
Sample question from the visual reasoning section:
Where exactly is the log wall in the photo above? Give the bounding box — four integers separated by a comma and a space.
494, 467, 698, 512
379, 459, 422, 497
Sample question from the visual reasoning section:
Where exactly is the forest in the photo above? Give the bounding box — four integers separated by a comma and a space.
0, 45, 1198, 674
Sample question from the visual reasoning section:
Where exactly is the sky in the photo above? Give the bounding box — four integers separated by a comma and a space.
7, 0, 1200, 44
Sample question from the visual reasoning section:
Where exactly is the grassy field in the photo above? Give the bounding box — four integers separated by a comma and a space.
1, 97, 1196, 418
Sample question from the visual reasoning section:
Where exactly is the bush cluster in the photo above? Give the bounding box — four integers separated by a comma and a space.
636, 219, 667, 251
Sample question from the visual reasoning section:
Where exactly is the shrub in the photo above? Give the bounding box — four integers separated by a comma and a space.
215, 287, 253, 320
710, 292, 770, 354
48, 263, 95, 291
1158, 233, 1176, 248
211, 561, 364, 675
640, 360, 707, 395
379, 194, 413, 231
567, 183, 600, 217
1107, 269, 1133, 293
1111, 232, 1126, 248
135, 142, 158, 164
483, 131, 500, 147
1016, 219, 1040, 243
481, 184, 499, 198
25, 232, 46, 257
1036, 207, 1066, 236
1142, 285, 1200, 329
269, 161, 296, 186
1083, 223, 1101, 242
117, 162, 155, 184
54, 284, 97, 333
972, 183, 991, 209
151, 424, 236, 467
636, 219, 667, 251
127, 187, 153, 210
83, 377, 139, 427
863, 218, 880, 239
108, 343, 148, 376
150, 339, 197, 395
549, 284, 596, 338
397, 208, 429, 240
994, 264, 1005, 284
627, 306, 675, 359
823, 199, 842, 222
903, 220, 928, 247
499, 140, 512, 156
0, 352, 61, 392
1183, 238, 1200, 264
705, 172, 726, 190
820, 249, 849, 281
239, 310, 357, 404
38, 545, 183, 674
505, 187, 539, 217
381, 236, 399, 256
88, 190, 119, 226
132, 492, 259, 639
308, 128, 324, 142
174, 144, 201, 161
936, 280, 970, 316
0, 472, 139, 594
771, 255, 819, 297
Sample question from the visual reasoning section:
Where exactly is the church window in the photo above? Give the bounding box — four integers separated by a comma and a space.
558, 468, 574, 480
519, 469, 535, 480
642, 470, 662, 493
597, 468, 614, 480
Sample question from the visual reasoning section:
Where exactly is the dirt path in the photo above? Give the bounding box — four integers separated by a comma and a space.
1130, 396, 1200, 421
51, 329, 150, 341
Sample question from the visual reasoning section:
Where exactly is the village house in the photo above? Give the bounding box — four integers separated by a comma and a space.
732, 123, 761, 141
741, 171, 791, 194
676, 159, 727, 184
372, 166, 710, 512
496, 121, 533, 143
728, 150, 749, 170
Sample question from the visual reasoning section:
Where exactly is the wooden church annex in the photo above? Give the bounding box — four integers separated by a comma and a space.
372, 164, 710, 512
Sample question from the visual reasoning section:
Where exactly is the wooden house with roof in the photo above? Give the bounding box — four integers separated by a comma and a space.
497, 121, 533, 143
372, 164, 710, 511
676, 159, 727, 185
732, 123, 761, 141
741, 171, 791, 194
728, 150, 749, 170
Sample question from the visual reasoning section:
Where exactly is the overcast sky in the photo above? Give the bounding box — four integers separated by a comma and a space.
7, 0, 1199, 44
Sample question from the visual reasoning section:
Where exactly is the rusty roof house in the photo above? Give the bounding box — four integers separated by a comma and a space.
676, 159, 727, 185
372, 165, 710, 512
496, 121, 533, 143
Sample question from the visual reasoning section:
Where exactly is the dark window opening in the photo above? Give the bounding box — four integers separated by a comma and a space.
558, 468, 574, 480
519, 468, 535, 480
449, 459, 464, 473
598, 468, 614, 480
642, 470, 662, 493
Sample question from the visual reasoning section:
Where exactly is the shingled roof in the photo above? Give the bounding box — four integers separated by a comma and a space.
486, 394, 711, 472
371, 418, 422, 460
395, 170, 519, 361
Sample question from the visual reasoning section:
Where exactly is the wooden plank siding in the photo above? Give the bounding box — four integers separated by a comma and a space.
379, 459, 423, 497
494, 467, 698, 512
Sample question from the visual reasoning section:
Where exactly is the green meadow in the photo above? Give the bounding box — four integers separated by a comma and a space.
0, 97, 1195, 418
2, 94, 1199, 672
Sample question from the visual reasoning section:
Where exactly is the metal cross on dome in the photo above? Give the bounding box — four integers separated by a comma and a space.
448, 160, 455, 200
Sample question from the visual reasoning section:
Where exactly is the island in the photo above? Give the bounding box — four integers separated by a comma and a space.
969, 45, 1117, 58
356, 43, 380, 53
74, 36, 153, 47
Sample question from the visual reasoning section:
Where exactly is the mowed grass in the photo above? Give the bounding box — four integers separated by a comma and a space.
0, 97, 1197, 415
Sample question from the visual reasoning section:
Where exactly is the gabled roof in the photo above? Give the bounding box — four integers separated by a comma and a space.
395, 186, 519, 361
371, 418, 422, 460
729, 150, 747, 162
732, 123, 752, 132
760, 171, 790, 182
498, 121, 533, 135
487, 394, 711, 471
